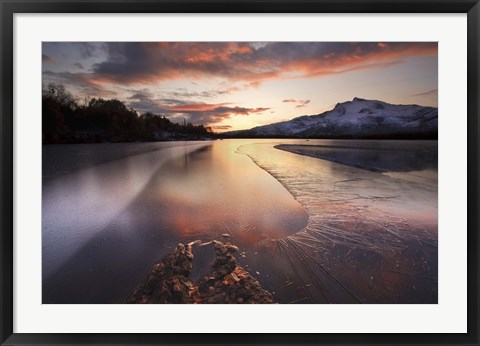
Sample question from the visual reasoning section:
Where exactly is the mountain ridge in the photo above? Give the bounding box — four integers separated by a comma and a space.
222, 97, 438, 139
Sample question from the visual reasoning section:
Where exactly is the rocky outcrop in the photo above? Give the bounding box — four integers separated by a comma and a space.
126, 240, 275, 304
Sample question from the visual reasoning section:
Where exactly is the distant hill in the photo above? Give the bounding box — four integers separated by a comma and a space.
223, 97, 438, 139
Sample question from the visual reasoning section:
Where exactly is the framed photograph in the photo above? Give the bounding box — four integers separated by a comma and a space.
1, 0, 479, 345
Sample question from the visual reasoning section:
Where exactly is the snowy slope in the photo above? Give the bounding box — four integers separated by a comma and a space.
225, 97, 437, 138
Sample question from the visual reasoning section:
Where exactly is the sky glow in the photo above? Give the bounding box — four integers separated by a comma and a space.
42, 42, 438, 132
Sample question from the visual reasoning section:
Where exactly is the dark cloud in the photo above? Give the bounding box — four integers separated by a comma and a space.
169, 89, 230, 99
125, 93, 269, 125
42, 42, 437, 105
159, 98, 190, 106
209, 106, 269, 115
283, 98, 311, 108
211, 125, 232, 130
165, 103, 269, 124
90, 42, 256, 84
126, 91, 170, 114
77, 42, 106, 59
127, 92, 196, 114
42, 70, 118, 98
74, 63, 84, 69
296, 100, 311, 109
127, 91, 153, 101
411, 89, 438, 97
84, 42, 437, 86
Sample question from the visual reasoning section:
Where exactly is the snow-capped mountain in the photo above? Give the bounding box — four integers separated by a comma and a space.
224, 97, 438, 139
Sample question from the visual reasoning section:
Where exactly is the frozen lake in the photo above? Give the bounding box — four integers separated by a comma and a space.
42, 139, 437, 303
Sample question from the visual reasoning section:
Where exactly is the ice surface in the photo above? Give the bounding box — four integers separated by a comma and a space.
42, 140, 307, 303
237, 140, 438, 303
42, 139, 437, 303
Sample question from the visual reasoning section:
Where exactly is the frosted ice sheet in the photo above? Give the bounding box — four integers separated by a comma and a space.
237, 141, 437, 303
42, 139, 437, 304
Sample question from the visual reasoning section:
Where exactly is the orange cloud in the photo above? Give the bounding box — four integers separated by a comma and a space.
84, 42, 437, 87
167, 102, 230, 112
281, 43, 437, 78
43, 42, 438, 103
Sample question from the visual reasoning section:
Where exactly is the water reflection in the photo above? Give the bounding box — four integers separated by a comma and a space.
43, 140, 307, 303
42, 142, 209, 278
43, 139, 437, 304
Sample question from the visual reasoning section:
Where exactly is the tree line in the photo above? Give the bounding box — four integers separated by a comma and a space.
42, 83, 213, 144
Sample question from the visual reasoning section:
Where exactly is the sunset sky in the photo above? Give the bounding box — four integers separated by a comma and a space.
42, 42, 438, 132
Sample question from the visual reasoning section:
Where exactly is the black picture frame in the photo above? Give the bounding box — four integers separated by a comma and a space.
1, 0, 479, 345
